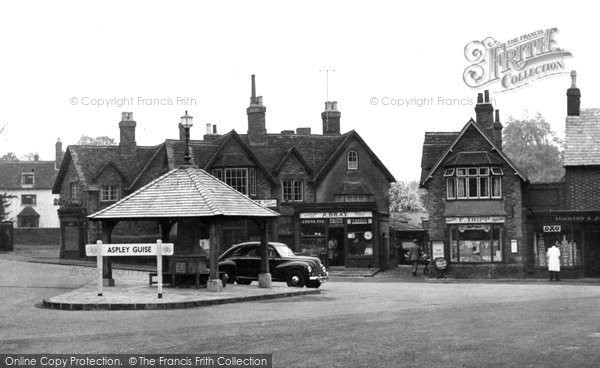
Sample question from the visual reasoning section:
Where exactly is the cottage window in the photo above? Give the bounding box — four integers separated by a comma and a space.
282, 180, 304, 202
347, 150, 359, 170
18, 214, 39, 228
21, 194, 37, 205
211, 168, 257, 197
334, 194, 374, 203
446, 166, 503, 200
100, 185, 120, 202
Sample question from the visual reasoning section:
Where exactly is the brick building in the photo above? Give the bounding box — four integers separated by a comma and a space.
420, 91, 529, 278
527, 71, 600, 278
53, 76, 396, 268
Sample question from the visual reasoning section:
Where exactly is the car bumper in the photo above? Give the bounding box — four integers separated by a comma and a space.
309, 275, 328, 282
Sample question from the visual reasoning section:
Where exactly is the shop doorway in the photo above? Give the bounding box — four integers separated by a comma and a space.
328, 227, 345, 267
584, 231, 600, 277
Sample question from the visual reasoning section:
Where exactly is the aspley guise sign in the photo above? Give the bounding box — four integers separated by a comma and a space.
300, 211, 373, 219
86, 243, 174, 256
463, 27, 572, 92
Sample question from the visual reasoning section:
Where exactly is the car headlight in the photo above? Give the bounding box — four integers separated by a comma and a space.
307, 266, 312, 275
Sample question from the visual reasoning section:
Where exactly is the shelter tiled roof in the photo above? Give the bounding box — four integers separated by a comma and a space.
0, 161, 57, 190
88, 167, 280, 220
564, 108, 600, 166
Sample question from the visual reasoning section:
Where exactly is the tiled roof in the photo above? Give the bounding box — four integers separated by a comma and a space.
564, 108, 600, 166
0, 161, 57, 190
88, 167, 280, 219
54, 144, 162, 193
443, 151, 504, 166
420, 132, 459, 183
420, 120, 527, 185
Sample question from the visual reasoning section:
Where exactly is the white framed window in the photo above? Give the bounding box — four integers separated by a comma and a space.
347, 150, 359, 170
100, 185, 120, 202
282, 180, 304, 202
446, 166, 502, 200
249, 168, 256, 196
212, 167, 257, 196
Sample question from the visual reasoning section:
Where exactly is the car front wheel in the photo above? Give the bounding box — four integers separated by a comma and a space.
286, 270, 305, 287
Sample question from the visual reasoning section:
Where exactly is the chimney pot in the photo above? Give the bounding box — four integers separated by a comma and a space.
484, 90, 490, 103
332, 101, 338, 111
495, 109, 500, 122
55, 138, 63, 170
34, 153, 39, 161
477, 93, 483, 104
567, 70, 581, 117
571, 70, 577, 88
206, 123, 212, 135
213, 125, 217, 134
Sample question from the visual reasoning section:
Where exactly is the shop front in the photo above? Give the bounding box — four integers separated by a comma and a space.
528, 211, 600, 278
295, 206, 383, 269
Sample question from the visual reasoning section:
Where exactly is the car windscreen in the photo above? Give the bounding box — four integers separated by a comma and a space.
272, 244, 295, 257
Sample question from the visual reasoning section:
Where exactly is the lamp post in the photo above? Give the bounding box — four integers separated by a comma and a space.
180, 111, 194, 165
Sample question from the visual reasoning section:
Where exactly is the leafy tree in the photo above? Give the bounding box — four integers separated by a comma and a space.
77, 135, 116, 146
0, 152, 19, 161
503, 113, 564, 182
389, 181, 426, 212
20, 152, 39, 161
0, 193, 16, 221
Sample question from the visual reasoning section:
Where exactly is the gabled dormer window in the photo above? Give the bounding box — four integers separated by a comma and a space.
446, 167, 503, 200
100, 185, 120, 202
347, 150, 358, 170
21, 173, 34, 186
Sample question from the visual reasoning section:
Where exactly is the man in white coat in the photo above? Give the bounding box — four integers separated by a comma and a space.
547, 243, 561, 281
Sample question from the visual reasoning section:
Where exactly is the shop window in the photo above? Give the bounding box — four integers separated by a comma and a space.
533, 230, 582, 267
348, 223, 373, 256
299, 220, 326, 257
449, 224, 503, 262
21, 194, 36, 205
100, 185, 120, 202
446, 166, 502, 200
282, 180, 304, 202
347, 150, 358, 170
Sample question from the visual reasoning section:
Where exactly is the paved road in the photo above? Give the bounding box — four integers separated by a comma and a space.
1, 257, 600, 367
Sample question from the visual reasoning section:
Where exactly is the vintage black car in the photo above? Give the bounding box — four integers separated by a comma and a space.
219, 242, 328, 288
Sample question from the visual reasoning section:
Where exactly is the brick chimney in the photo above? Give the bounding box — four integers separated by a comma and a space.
247, 75, 267, 145
119, 112, 136, 154
493, 109, 503, 149
322, 101, 341, 135
475, 90, 495, 140
567, 70, 580, 117
55, 138, 63, 170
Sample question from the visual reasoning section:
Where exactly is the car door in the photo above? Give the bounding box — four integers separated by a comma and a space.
236, 244, 260, 279
268, 245, 286, 281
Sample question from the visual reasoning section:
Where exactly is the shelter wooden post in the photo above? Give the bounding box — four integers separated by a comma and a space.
101, 220, 117, 286
257, 219, 272, 288
207, 217, 223, 292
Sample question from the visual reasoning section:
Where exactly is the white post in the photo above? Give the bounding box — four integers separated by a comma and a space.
157, 239, 163, 299
97, 240, 103, 297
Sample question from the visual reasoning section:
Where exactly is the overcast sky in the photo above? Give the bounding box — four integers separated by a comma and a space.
0, 1, 598, 181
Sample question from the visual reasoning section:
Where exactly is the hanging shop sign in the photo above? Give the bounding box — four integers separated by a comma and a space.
446, 216, 505, 224
300, 211, 373, 219
364, 231, 373, 240
255, 199, 278, 208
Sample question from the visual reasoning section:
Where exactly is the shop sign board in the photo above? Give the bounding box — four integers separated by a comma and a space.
543, 225, 561, 233
446, 216, 505, 224
255, 199, 278, 208
432, 241, 445, 259
300, 211, 373, 219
